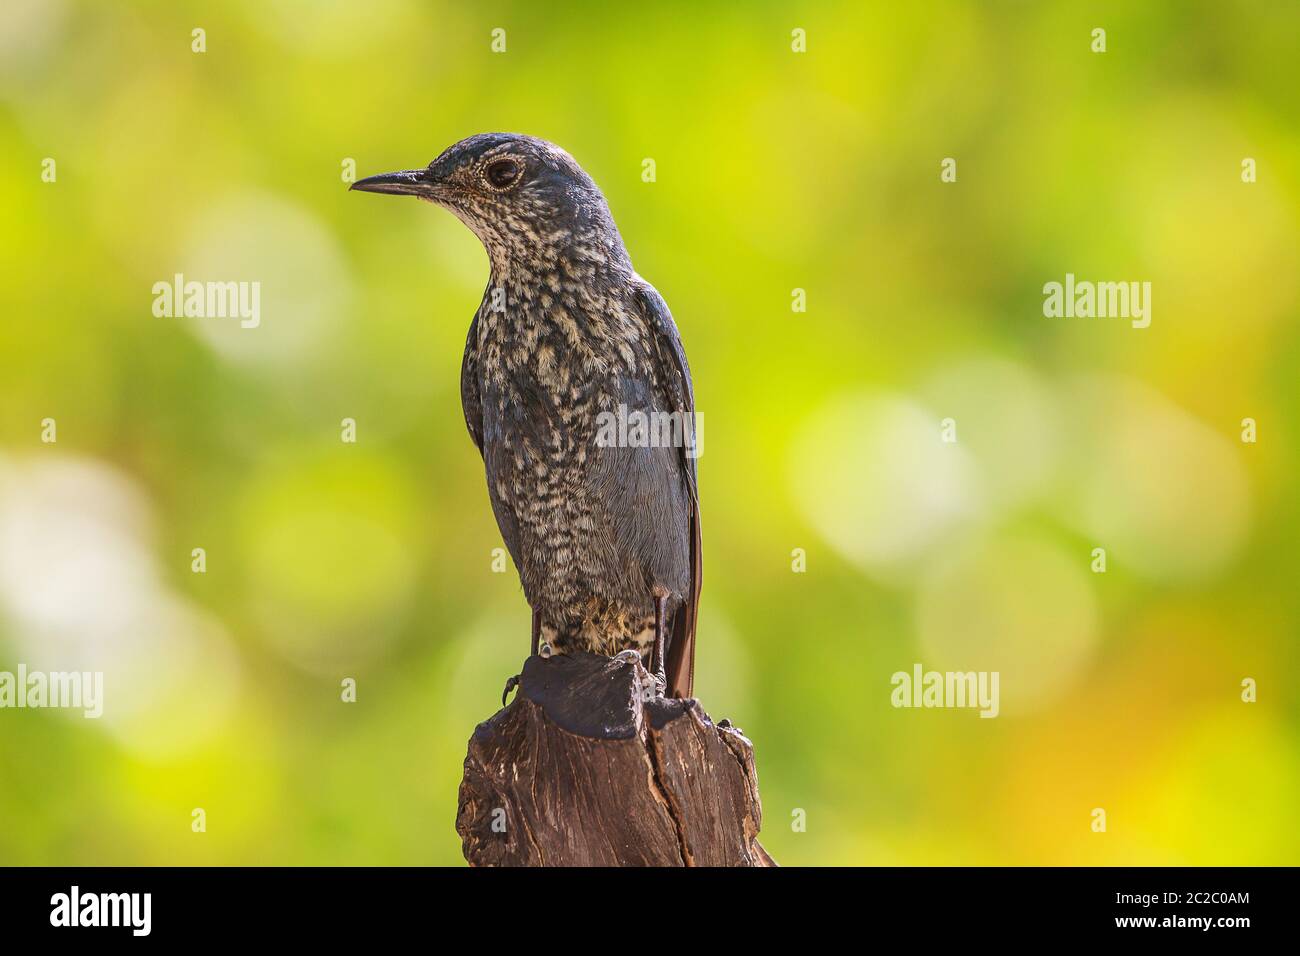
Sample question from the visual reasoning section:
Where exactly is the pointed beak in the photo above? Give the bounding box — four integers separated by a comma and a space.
350, 168, 434, 198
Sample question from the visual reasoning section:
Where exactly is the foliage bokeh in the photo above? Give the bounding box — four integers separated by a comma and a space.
1, 0, 1298, 865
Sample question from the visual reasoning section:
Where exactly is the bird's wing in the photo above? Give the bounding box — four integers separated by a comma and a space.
634, 279, 700, 699
460, 314, 484, 456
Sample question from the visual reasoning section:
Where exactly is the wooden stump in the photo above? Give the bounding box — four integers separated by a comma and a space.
456, 650, 774, 866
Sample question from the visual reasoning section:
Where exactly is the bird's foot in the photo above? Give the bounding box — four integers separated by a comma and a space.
501, 673, 521, 706
637, 670, 667, 703
611, 649, 663, 701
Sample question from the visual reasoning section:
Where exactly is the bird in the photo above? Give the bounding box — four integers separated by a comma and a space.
351, 133, 700, 702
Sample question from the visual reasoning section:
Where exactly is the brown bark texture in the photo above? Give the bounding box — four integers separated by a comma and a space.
456, 650, 774, 866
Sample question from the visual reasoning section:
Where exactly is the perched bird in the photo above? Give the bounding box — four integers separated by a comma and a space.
352, 133, 700, 700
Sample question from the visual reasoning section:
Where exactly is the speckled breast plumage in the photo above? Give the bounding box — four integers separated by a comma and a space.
466, 269, 683, 658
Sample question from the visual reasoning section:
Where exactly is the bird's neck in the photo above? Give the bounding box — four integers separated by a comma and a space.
465, 204, 628, 280
485, 239, 632, 290
478, 243, 641, 360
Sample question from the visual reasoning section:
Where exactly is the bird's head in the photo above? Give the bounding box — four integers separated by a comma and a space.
351, 133, 627, 272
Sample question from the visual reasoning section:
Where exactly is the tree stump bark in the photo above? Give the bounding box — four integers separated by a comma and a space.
456, 650, 774, 866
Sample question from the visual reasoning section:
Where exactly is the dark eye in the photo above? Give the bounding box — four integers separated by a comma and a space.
485, 158, 522, 190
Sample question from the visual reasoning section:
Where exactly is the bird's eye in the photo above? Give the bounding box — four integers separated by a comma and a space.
484, 157, 523, 191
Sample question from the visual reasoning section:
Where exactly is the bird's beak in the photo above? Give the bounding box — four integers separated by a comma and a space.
349, 168, 434, 198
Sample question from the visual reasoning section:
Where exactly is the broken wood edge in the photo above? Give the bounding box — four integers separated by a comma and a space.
455, 651, 775, 866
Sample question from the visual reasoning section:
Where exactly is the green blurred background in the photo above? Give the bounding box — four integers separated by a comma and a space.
1, 0, 1297, 865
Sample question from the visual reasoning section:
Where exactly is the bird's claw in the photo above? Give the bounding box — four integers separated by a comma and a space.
638, 671, 667, 703
610, 649, 665, 701
501, 674, 521, 706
